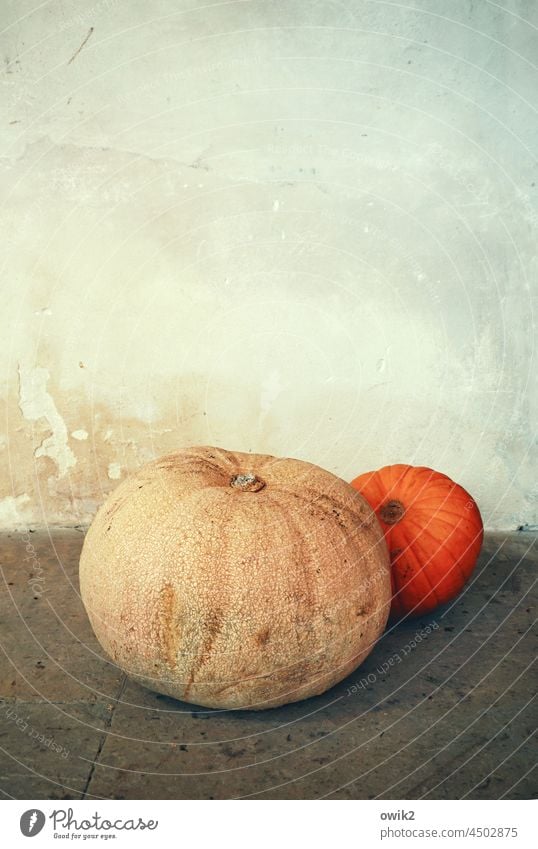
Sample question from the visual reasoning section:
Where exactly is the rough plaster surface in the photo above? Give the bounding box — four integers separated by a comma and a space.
0, 0, 536, 530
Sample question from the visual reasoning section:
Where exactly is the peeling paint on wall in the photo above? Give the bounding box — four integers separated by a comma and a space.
107, 462, 122, 480
18, 364, 76, 478
0, 494, 31, 526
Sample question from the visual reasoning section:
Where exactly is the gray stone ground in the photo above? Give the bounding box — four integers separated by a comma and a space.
0, 530, 535, 799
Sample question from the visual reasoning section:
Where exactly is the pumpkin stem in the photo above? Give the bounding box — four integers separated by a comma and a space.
380, 499, 405, 524
230, 473, 266, 492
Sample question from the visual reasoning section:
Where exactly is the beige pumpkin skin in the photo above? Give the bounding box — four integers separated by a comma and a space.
80, 446, 391, 710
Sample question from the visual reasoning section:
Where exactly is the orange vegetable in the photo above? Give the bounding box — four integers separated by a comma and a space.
351, 464, 483, 618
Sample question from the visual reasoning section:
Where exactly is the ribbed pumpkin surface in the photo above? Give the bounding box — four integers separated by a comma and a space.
351, 464, 483, 618
80, 446, 391, 709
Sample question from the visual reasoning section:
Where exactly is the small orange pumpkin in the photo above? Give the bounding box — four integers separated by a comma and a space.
351, 464, 483, 618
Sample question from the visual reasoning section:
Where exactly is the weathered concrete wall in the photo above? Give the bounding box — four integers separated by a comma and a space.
1, 1, 536, 529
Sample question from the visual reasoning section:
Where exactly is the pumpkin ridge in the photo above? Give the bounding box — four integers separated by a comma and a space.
400, 520, 472, 589
179, 479, 240, 692
399, 493, 477, 520
409, 511, 480, 539
360, 480, 387, 513
265, 490, 321, 620
394, 525, 439, 614
399, 481, 449, 509
282, 486, 361, 531
402, 517, 459, 557
183, 607, 224, 699
392, 465, 441, 499
383, 466, 437, 508
405, 512, 481, 554
263, 489, 372, 620
401, 466, 454, 485
157, 583, 179, 670
414, 503, 480, 521
197, 445, 239, 467
402, 486, 469, 504
378, 465, 412, 501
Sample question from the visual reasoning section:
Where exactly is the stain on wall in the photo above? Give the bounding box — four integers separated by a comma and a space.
0, 1, 535, 530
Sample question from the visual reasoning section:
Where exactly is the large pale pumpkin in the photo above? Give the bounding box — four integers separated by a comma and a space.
351, 464, 483, 618
80, 446, 391, 710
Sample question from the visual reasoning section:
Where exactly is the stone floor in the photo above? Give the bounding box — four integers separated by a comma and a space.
0, 530, 535, 800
